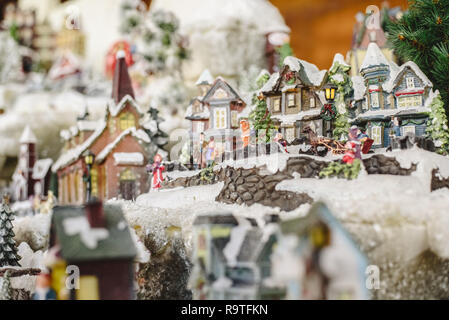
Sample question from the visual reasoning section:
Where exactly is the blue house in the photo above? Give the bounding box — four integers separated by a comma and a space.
352, 41, 435, 148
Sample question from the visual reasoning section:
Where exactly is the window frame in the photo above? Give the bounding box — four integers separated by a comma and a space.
213, 107, 227, 129
371, 126, 382, 145
287, 93, 296, 108
406, 77, 415, 89
272, 97, 281, 112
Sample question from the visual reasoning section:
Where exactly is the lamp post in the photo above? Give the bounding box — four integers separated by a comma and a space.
322, 83, 337, 137
84, 150, 95, 202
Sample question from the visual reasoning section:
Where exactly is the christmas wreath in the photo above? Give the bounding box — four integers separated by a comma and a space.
320, 103, 337, 121
284, 71, 295, 85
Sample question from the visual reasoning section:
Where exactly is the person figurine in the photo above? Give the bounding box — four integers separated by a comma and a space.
274, 131, 288, 153
205, 137, 215, 167
240, 120, 251, 149
32, 272, 57, 300
146, 154, 165, 190
342, 126, 362, 164
390, 117, 401, 137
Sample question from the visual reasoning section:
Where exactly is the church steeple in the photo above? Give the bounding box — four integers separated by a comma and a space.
111, 50, 135, 104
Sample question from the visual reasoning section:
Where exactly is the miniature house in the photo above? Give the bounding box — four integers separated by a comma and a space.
48, 201, 137, 300
260, 56, 328, 142
52, 51, 151, 203
185, 72, 247, 164
11, 126, 53, 201
272, 202, 369, 300
189, 213, 285, 300
352, 42, 434, 148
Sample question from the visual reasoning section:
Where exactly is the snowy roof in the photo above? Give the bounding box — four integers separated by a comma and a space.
96, 127, 150, 164
113, 152, 144, 166
383, 61, 433, 93
107, 94, 145, 117
185, 98, 210, 120
52, 120, 107, 172
51, 204, 137, 261
283, 56, 327, 87
77, 120, 101, 132
351, 105, 431, 122
260, 72, 280, 94
272, 109, 322, 125
351, 76, 366, 101
48, 51, 81, 80
360, 42, 390, 71
195, 69, 214, 86
331, 53, 350, 68
32, 158, 53, 180
19, 125, 37, 144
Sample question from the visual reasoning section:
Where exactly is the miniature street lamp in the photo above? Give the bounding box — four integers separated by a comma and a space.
84, 150, 95, 202
324, 83, 337, 102
321, 83, 338, 137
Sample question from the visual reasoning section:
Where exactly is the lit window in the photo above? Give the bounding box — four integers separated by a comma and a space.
285, 127, 295, 142
406, 77, 415, 89
272, 98, 281, 112
91, 168, 98, 197
231, 111, 239, 128
371, 92, 379, 108
398, 95, 422, 108
371, 126, 382, 145
120, 168, 136, 181
310, 97, 315, 108
402, 125, 415, 136
119, 112, 135, 130
76, 276, 99, 300
287, 93, 296, 108
213, 107, 227, 129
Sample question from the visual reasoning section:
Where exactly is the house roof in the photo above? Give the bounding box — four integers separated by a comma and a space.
195, 69, 214, 86
51, 204, 137, 262
95, 127, 150, 164
360, 42, 390, 72
19, 125, 37, 144
351, 76, 366, 101
48, 51, 82, 80
107, 94, 145, 117
112, 51, 135, 104
202, 77, 243, 104
32, 158, 53, 180
383, 61, 433, 93
60, 120, 102, 142
282, 56, 327, 87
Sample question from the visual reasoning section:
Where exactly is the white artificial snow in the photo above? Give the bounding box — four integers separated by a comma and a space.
108, 94, 145, 117
259, 72, 280, 94
62, 216, 109, 250
360, 42, 391, 71
32, 158, 53, 180
195, 69, 214, 86
129, 226, 150, 263
13, 213, 51, 251
272, 109, 321, 125
166, 169, 201, 180
351, 76, 366, 101
223, 218, 252, 266
212, 276, 233, 289
283, 56, 327, 87
113, 152, 144, 166
383, 61, 433, 93
332, 53, 350, 68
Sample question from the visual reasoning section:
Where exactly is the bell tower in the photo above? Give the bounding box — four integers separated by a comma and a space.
18, 125, 37, 200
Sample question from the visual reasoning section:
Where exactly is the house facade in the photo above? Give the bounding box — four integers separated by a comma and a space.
185, 72, 247, 164
52, 52, 151, 204
352, 42, 434, 148
260, 56, 328, 142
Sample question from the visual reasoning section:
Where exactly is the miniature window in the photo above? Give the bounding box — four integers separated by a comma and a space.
402, 126, 415, 136
398, 95, 422, 108
91, 168, 98, 197
214, 107, 227, 129
285, 127, 295, 142
108, 118, 116, 134
119, 112, 135, 130
371, 92, 379, 108
76, 276, 99, 300
310, 97, 315, 108
287, 93, 296, 108
406, 77, 415, 89
231, 111, 239, 128
371, 126, 382, 145
272, 98, 281, 112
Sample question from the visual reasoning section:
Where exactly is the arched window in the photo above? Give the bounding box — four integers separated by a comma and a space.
119, 112, 135, 130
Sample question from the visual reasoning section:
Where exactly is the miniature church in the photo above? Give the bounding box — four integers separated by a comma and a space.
52, 51, 152, 204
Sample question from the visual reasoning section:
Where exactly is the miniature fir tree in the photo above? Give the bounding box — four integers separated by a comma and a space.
328, 54, 353, 141
0, 271, 12, 300
142, 107, 169, 159
249, 72, 275, 143
0, 195, 21, 267
276, 43, 294, 70
426, 92, 449, 155
387, 0, 449, 119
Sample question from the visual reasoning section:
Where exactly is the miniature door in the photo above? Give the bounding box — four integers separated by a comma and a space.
119, 168, 137, 200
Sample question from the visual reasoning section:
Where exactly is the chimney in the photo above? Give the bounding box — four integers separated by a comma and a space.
111, 50, 135, 104
85, 200, 106, 228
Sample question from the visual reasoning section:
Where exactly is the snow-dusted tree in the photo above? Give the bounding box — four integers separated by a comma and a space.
0, 31, 22, 84
0, 271, 12, 300
178, 141, 191, 165
426, 92, 449, 155
249, 71, 274, 143
329, 54, 353, 141
0, 196, 20, 267
141, 107, 169, 159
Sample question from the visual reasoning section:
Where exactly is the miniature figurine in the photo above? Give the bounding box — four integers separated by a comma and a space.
32, 273, 57, 300
274, 132, 288, 153
342, 126, 361, 164
147, 154, 165, 190
205, 137, 216, 167
390, 116, 401, 137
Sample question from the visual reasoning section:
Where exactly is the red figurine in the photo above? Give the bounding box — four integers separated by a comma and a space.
147, 154, 165, 190
342, 126, 362, 164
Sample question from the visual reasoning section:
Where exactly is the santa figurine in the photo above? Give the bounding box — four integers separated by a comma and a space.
146, 154, 165, 190
342, 126, 362, 164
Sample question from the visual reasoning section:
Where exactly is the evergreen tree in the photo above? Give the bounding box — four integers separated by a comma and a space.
249, 72, 275, 143
276, 43, 294, 70
0, 196, 21, 267
0, 270, 12, 300
426, 92, 449, 155
329, 54, 353, 140
387, 0, 449, 120
141, 107, 169, 159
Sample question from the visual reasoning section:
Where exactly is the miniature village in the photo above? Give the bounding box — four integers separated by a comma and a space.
0, 0, 448, 300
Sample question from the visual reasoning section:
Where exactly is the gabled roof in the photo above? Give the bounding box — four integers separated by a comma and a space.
51, 204, 137, 262
360, 42, 390, 71
95, 127, 150, 164
196, 69, 214, 86
32, 158, 53, 180
383, 61, 433, 93
107, 94, 145, 117
48, 51, 82, 80
202, 77, 243, 104
112, 50, 135, 104
185, 97, 210, 120
19, 125, 37, 144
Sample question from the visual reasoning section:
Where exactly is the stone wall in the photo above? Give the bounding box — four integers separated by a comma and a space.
363, 155, 417, 175
431, 169, 449, 191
